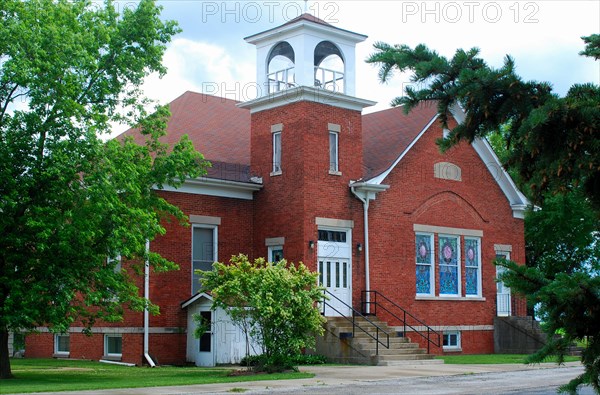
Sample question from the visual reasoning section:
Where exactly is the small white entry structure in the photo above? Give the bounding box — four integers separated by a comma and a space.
182, 293, 259, 366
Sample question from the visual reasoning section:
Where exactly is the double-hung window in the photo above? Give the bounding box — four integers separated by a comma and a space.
104, 334, 122, 358
439, 235, 460, 296
272, 131, 282, 174
415, 233, 434, 296
54, 334, 70, 355
192, 226, 217, 295
329, 131, 339, 173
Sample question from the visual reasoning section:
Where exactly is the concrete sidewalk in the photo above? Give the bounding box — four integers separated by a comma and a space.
6, 361, 583, 395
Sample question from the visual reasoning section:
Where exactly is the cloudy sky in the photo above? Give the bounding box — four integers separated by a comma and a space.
125, 0, 598, 129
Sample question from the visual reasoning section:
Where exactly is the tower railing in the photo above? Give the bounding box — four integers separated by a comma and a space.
314, 66, 344, 93
267, 66, 296, 93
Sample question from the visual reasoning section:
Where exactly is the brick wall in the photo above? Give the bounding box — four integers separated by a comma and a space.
366, 116, 525, 354
250, 100, 366, 302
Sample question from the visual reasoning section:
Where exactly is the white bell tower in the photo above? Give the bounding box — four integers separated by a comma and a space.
244, 14, 368, 97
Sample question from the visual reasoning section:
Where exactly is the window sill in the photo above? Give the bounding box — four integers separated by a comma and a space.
416, 296, 486, 301
443, 348, 462, 353
270, 171, 282, 177
53, 353, 70, 358
328, 170, 342, 176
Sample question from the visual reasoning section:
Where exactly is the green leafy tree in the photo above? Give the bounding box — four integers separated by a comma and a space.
501, 191, 600, 393
368, 36, 600, 393
367, 36, 599, 207
199, 255, 325, 372
0, 0, 208, 379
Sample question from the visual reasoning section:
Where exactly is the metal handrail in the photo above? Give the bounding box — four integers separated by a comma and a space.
322, 290, 389, 355
361, 290, 441, 353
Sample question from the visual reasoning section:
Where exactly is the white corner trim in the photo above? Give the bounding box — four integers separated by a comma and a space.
368, 113, 439, 185
315, 217, 354, 229
189, 215, 221, 225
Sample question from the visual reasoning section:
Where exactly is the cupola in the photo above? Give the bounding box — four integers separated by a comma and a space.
244, 13, 367, 97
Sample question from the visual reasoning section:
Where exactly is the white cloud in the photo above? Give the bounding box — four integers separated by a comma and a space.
142, 38, 255, 104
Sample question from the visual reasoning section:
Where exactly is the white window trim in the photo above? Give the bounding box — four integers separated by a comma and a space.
438, 234, 461, 297
104, 334, 122, 359
415, 232, 435, 297
443, 330, 461, 351
464, 237, 482, 298
329, 130, 340, 175
54, 334, 69, 356
107, 254, 122, 273
271, 130, 282, 176
191, 224, 218, 295
268, 245, 284, 262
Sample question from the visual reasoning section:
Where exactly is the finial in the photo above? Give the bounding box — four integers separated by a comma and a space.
304, 0, 308, 13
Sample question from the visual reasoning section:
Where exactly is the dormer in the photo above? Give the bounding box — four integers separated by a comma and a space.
244, 14, 367, 97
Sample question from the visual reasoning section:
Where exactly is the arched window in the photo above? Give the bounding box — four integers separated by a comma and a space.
314, 41, 345, 93
267, 42, 295, 93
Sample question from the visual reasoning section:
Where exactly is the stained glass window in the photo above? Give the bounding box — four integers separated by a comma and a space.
439, 235, 459, 295
415, 233, 433, 295
465, 238, 480, 296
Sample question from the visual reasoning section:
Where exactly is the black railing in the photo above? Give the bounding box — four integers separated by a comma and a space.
322, 290, 390, 355
361, 290, 441, 353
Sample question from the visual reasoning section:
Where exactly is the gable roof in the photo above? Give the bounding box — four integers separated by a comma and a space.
362, 103, 439, 180
116, 92, 527, 216
118, 91, 250, 165
117, 91, 252, 182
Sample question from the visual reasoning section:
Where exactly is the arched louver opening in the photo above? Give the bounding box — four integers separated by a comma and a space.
314, 41, 345, 93
267, 41, 295, 93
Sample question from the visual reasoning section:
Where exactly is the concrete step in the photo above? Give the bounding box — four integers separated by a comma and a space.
377, 358, 444, 366
374, 353, 437, 362
350, 336, 411, 345
357, 347, 427, 356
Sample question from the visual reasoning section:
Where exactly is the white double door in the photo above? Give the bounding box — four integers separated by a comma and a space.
318, 230, 352, 317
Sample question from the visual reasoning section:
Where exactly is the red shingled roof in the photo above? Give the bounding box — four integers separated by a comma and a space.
117, 92, 439, 183
118, 91, 250, 166
281, 13, 334, 28
362, 103, 439, 180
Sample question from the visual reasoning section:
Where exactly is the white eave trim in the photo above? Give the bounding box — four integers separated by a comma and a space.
237, 85, 376, 113
155, 177, 263, 200
364, 102, 529, 219
367, 113, 440, 185
349, 181, 390, 201
181, 292, 213, 309
449, 103, 530, 218
244, 20, 367, 45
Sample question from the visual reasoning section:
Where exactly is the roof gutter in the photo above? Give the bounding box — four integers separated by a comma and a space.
350, 182, 389, 314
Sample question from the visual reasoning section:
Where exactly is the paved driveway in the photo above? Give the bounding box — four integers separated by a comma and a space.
6, 362, 589, 395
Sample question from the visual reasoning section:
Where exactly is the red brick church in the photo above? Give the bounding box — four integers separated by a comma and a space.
26, 14, 530, 366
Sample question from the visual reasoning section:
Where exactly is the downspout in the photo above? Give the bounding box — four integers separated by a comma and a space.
351, 182, 389, 315
144, 240, 156, 367
351, 186, 371, 314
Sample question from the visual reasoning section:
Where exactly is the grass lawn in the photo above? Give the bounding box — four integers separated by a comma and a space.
1, 358, 313, 394
437, 354, 581, 364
